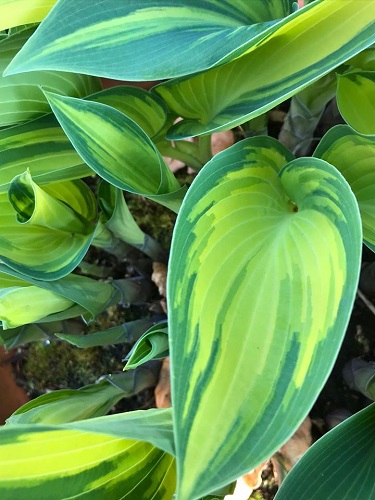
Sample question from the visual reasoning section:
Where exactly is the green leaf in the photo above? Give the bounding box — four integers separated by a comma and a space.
57, 319, 155, 348
43, 91, 186, 212
89, 85, 169, 139
125, 321, 169, 371
0, 409, 176, 499
7, 367, 160, 425
337, 70, 375, 135
97, 181, 167, 262
313, 125, 375, 251
154, 0, 375, 138
167, 137, 362, 499
0, 26, 100, 127
0, 264, 130, 326
1, 171, 97, 280
0, 114, 90, 194
0, 270, 75, 329
275, 403, 375, 500
0, 318, 83, 349
0, 0, 56, 31
343, 359, 375, 401
4, 0, 294, 80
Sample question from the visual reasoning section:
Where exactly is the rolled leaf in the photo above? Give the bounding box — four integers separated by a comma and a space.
275, 403, 375, 500
44, 91, 186, 212
342, 359, 375, 401
0, 411, 176, 499
1, 172, 97, 280
154, 0, 375, 138
0, 0, 56, 31
167, 137, 362, 499
57, 319, 155, 348
0, 27, 100, 127
3, 0, 294, 79
6, 366, 160, 425
337, 69, 375, 135
124, 321, 169, 370
313, 125, 375, 251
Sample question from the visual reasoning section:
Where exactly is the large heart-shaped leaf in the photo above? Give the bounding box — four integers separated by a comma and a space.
154, 0, 375, 138
167, 137, 362, 499
4, 0, 294, 80
0, 26, 100, 127
313, 125, 375, 251
44, 91, 186, 212
275, 403, 375, 500
1, 172, 97, 280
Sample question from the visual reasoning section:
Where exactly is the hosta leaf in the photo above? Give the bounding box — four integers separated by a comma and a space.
154, 0, 375, 138
0, 318, 84, 349
4, 0, 294, 80
337, 70, 375, 135
168, 137, 362, 499
7, 367, 159, 425
0, 0, 56, 31
44, 91, 186, 212
89, 85, 168, 139
0, 86, 165, 196
0, 264, 123, 326
57, 319, 155, 348
313, 125, 375, 251
98, 181, 167, 262
0, 409, 176, 499
0, 27, 100, 127
1, 172, 97, 280
0, 271, 75, 329
124, 321, 169, 370
275, 403, 375, 500
0, 114, 90, 194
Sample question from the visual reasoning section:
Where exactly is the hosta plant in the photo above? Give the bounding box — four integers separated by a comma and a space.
0, 0, 374, 499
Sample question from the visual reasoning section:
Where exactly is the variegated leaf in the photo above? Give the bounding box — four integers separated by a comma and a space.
313, 125, 375, 251
4, 0, 294, 79
1, 172, 97, 280
154, 0, 375, 138
43, 91, 186, 212
168, 137, 362, 499
0, 26, 100, 127
0, 0, 56, 31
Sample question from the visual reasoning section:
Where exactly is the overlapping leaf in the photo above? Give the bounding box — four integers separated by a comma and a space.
0, 26, 100, 127
275, 403, 375, 500
0, 409, 176, 499
0, 264, 125, 328
7, 368, 159, 425
0, 172, 97, 280
168, 137, 362, 499
154, 0, 375, 138
0, 0, 56, 31
0, 86, 168, 196
337, 69, 375, 135
43, 91, 186, 212
4, 0, 294, 80
314, 125, 375, 251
